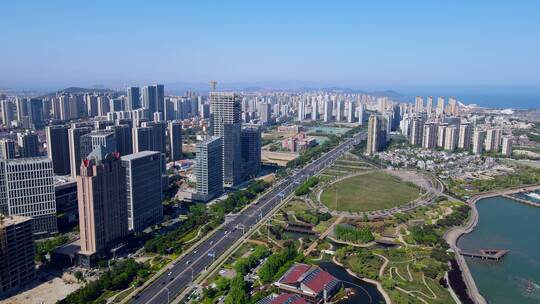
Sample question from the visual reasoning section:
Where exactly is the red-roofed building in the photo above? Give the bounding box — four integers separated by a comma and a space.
257, 293, 308, 304
274, 263, 342, 304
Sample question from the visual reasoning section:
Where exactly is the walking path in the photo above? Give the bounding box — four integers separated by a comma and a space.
374, 253, 388, 279
312, 169, 442, 219
303, 216, 344, 255
332, 256, 392, 304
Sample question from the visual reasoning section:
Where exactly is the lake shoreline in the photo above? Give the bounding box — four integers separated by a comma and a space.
445, 183, 540, 304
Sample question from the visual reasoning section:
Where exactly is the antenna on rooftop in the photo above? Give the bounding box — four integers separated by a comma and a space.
209, 80, 217, 92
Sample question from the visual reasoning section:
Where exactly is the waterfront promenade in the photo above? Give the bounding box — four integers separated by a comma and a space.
444, 183, 540, 304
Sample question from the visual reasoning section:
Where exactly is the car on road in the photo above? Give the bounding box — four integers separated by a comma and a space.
186, 260, 191, 265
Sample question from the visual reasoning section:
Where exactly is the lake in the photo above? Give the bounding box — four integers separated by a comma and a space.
458, 196, 540, 303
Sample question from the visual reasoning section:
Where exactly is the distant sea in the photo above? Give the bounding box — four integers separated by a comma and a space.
394, 86, 540, 109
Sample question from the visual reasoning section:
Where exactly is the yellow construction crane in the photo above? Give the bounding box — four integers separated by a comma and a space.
209, 80, 217, 91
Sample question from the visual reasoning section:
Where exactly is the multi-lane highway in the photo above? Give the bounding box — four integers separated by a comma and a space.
130, 132, 365, 304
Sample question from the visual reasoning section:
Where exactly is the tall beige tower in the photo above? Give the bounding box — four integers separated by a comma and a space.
77, 150, 127, 267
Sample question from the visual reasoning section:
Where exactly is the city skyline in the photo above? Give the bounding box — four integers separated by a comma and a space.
1, 1, 539, 90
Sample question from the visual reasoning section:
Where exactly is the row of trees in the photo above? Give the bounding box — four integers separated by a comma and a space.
60, 259, 149, 304
210, 180, 271, 216
295, 210, 332, 225
145, 180, 270, 254
144, 203, 211, 254
335, 246, 380, 279
335, 224, 374, 244
410, 205, 470, 247
258, 244, 300, 283
287, 135, 341, 169
294, 176, 319, 196
224, 276, 248, 304
35, 234, 69, 263
234, 246, 271, 275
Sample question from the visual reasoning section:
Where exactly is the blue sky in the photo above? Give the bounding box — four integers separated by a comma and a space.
1, 1, 539, 89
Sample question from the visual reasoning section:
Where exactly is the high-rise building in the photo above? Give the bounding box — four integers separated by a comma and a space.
95, 96, 109, 117
106, 124, 133, 157
415, 96, 424, 113
84, 95, 98, 117
29, 98, 44, 129
133, 126, 152, 153
472, 129, 486, 155
448, 97, 459, 116
15, 98, 28, 122
347, 101, 355, 123
260, 102, 272, 125
358, 103, 365, 125
210, 92, 242, 186
240, 125, 261, 180
0, 100, 15, 127
68, 125, 93, 178
0, 139, 16, 160
443, 126, 459, 151
0, 215, 35, 296
94, 119, 115, 130
77, 150, 128, 267
0, 157, 57, 236
426, 96, 433, 116
127, 87, 140, 111
458, 123, 472, 150
335, 100, 344, 121
80, 131, 117, 159
121, 151, 163, 232
155, 84, 165, 114
485, 128, 502, 152
366, 115, 385, 155
437, 123, 449, 148
436, 97, 445, 117
409, 117, 424, 146
141, 121, 167, 154
297, 100, 306, 121
501, 136, 513, 156
142, 86, 157, 114
422, 123, 437, 149
323, 100, 333, 122
168, 121, 182, 161
109, 97, 124, 113
311, 98, 318, 120
46, 125, 71, 175
17, 131, 40, 158
195, 137, 223, 202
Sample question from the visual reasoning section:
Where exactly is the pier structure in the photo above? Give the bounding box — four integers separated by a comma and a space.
460, 249, 509, 261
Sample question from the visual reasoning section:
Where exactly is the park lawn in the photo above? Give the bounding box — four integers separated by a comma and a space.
320, 171, 420, 212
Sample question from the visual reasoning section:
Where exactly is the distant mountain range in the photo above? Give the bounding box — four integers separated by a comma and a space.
33, 82, 406, 101
39, 87, 119, 98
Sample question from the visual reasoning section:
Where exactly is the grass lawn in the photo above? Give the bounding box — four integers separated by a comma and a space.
320, 171, 419, 212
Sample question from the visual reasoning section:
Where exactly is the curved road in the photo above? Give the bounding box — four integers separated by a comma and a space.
129, 132, 366, 304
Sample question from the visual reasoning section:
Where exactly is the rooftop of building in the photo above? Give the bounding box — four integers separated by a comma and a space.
2, 156, 50, 164
0, 214, 32, 227
276, 263, 340, 296
257, 293, 308, 304
120, 150, 161, 160
197, 136, 222, 146
53, 175, 76, 186
84, 130, 115, 136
